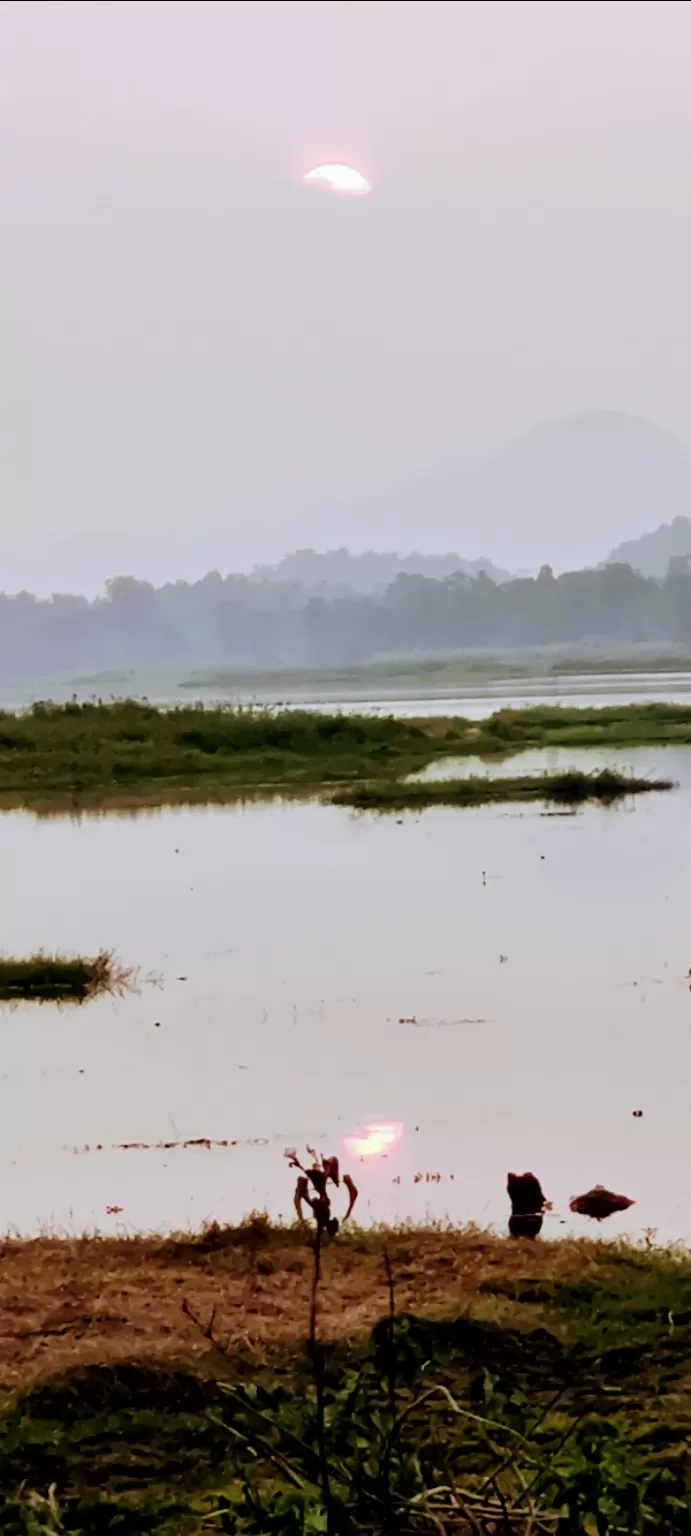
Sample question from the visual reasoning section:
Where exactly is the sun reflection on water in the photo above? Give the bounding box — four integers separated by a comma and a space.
343, 1121, 403, 1161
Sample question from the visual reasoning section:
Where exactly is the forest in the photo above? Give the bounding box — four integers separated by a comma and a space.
2, 557, 691, 682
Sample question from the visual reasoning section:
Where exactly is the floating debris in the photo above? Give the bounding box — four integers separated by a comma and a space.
570, 1184, 635, 1221
65, 1136, 272, 1154
398, 1015, 488, 1028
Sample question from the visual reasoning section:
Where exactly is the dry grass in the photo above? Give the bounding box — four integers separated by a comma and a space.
0, 1219, 676, 1397
3, 1221, 691, 1532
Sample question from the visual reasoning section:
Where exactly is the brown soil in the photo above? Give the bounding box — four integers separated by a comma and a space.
0, 1220, 623, 1396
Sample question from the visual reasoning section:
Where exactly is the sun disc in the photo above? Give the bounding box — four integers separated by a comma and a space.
303, 163, 371, 196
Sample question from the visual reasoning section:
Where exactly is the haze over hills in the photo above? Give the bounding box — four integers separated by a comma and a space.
3, 557, 691, 690
463, 411, 691, 570
252, 549, 513, 592
321, 410, 691, 577
606, 518, 691, 578
1, 410, 691, 596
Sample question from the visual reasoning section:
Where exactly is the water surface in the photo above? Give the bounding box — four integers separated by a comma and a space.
2, 743, 691, 1243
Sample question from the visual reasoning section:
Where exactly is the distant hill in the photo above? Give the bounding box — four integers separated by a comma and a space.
297, 411, 691, 573
459, 411, 691, 571
606, 516, 691, 577
1, 411, 690, 594
251, 548, 512, 591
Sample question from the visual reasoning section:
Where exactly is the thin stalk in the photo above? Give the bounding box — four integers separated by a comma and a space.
308, 1223, 332, 1529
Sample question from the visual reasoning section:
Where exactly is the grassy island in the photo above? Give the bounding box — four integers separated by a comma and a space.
334, 766, 675, 811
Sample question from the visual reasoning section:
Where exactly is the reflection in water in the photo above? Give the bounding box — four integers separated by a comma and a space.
9, 788, 300, 823
343, 1121, 404, 1161
509, 1214, 544, 1240
410, 745, 667, 785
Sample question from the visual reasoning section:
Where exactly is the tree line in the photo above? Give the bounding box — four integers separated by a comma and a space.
2, 559, 691, 682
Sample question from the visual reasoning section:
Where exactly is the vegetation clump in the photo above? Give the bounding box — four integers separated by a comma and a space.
334, 766, 675, 812
0, 950, 131, 1002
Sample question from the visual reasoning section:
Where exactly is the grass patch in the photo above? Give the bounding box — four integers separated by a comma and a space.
0, 951, 132, 1003
333, 767, 675, 812
0, 699, 687, 811
2, 1226, 691, 1530
481, 700, 691, 749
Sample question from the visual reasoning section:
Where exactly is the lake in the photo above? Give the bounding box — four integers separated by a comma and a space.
2, 732, 691, 1244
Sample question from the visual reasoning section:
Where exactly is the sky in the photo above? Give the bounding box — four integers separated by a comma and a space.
3, 0, 691, 589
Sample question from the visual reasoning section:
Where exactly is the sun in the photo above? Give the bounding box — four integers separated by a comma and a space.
303, 164, 371, 196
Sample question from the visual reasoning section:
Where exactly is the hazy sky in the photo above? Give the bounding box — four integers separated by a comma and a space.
4, 0, 691, 585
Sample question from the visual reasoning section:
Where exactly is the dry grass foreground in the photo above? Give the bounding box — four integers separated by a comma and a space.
0, 1217, 687, 1397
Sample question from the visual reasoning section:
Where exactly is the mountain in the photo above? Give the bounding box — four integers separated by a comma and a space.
262, 411, 691, 575
1, 411, 689, 595
457, 411, 691, 572
606, 516, 691, 577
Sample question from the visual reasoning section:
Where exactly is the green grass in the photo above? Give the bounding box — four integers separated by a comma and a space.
0, 699, 688, 811
0, 951, 130, 1002
333, 767, 675, 812
0, 700, 443, 806
4, 1234, 691, 1532
483, 700, 691, 744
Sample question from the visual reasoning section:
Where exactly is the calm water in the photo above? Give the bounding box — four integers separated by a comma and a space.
287, 672, 691, 719
7, 667, 691, 718
2, 739, 691, 1242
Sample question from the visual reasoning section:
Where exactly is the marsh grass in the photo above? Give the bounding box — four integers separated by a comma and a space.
0, 950, 133, 1003
334, 767, 675, 812
0, 699, 688, 810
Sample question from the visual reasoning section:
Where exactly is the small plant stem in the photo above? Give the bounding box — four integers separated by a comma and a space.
308, 1222, 333, 1529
